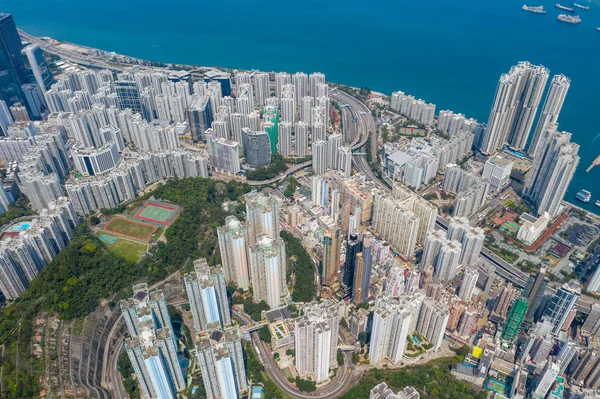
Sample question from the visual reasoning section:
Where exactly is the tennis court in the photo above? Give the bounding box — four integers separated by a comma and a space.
134, 202, 179, 226
486, 378, 509, 396
501, 221, 520, 234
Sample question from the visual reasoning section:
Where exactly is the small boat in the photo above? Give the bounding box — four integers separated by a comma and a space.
597, 27, 600, 32
523, 4, 547, 13
595, 200, 600, 207
576, 189, 592, 203
556, 3, 575, 11
557, 14, 582, 24
572, 2, 591, 10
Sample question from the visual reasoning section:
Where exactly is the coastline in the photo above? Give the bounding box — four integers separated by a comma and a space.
19, 29, 600, 219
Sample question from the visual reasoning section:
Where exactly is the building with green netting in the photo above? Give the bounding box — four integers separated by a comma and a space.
502, 298, 528, 341
263, 106, 279, 153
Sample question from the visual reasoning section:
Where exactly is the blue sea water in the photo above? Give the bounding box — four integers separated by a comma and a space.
6, 0, 600, 212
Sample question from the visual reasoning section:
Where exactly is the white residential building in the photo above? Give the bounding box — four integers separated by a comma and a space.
217, 216, 251, 290
480, 62, 549, 153
523, 124, 579, 218
249, 234, 287, 308
183, 258, 231, 333
458, 267, 479, 303
369, 293, 423, 365
482, 155, 513, 191
529, 74, 570, 157
294, 300, 340, 384
416, 297, 449, 351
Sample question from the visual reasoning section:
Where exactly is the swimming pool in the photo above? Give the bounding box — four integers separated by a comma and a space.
252, 386, 264, 399
12, 222, 31, 231
412, 336, 421, 346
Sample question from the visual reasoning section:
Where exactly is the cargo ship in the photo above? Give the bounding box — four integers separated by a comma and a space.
523, 4, 547, 13
576, 189, 592, 203
557, 14, 582, 23
556, 3, 575, 11
572, 2, 591, 10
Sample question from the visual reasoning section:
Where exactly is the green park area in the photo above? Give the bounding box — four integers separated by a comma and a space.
97, 233, 148, 263
340, 350, 486, 399
0, 166, 250, 399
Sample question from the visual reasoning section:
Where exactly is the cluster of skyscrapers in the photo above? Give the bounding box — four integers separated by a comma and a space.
419, 216, 484, 283
390, 91, 436, 125
0, 197, 78, 299
0, 28, 214, 218
385, 132, 475, 189
195, 70, 337, 173
371, 184, 437, 260
475, 62, 577, 218
369, 292, 449, 365
2, 11, 598, 398
0, 14, 51, 122
0, 123, 70, 211
182, 259, 248, 399
217, 190, 288, 308
442, 164, 490, 218
124, 257, 248, 399
65, 148, 207, 215
0, 71, 210, 216
121, 284, 185, 399
389, 62, 576, 224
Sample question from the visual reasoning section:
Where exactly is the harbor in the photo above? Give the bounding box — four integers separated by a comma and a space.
586, 155, 600, 172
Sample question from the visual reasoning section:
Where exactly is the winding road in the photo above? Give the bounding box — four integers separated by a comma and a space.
330, 91, 391, 194
233, 310, 358, 399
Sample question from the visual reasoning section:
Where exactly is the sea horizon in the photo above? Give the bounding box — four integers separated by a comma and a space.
6, 0, 600, 214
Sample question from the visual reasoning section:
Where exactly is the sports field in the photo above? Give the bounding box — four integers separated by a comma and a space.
134, 202, 179, 226
485, 378, 509, 396
97, 233, 147, 263
105, 217, 157, 241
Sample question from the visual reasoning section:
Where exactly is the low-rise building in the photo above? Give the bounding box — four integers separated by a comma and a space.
370, 382, 420, 399
517, 212, 550, 245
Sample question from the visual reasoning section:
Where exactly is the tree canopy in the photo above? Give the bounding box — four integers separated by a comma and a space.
281, 231, 317, 303
246, 154, 288, 181
0, 177, 250, 398
340, 357, 486, 399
